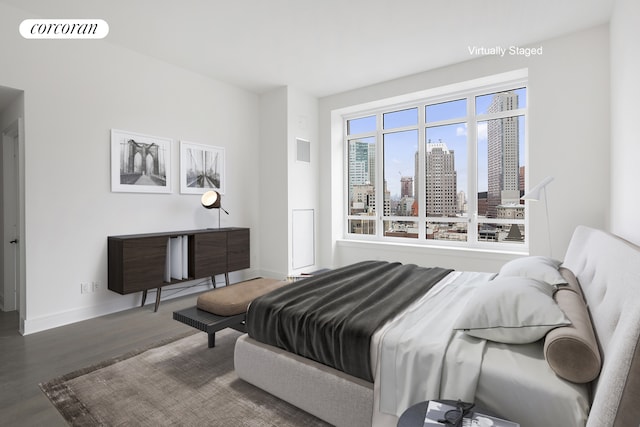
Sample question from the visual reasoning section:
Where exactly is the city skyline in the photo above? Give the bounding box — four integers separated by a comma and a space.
348, 88, 525, 194
348, 88, 526, 227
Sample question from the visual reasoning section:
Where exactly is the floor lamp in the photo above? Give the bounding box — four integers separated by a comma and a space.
521, 176, 554, 257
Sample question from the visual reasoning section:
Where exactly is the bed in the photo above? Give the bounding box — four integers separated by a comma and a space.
234, 226, 640, 427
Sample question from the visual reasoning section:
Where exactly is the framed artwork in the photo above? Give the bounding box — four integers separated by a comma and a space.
180, 141, 225, 195
111, 129, 172, 193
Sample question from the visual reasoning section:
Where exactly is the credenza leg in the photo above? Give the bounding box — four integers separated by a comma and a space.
211, 273, 231, 288
141, 289, 147, 307
154, 287, 162, 312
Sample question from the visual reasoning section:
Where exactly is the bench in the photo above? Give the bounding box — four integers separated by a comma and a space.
173, 277, 287, 348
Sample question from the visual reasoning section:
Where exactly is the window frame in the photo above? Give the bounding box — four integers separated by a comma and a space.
342, 73, 529, 253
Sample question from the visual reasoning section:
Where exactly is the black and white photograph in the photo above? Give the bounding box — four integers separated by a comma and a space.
110, 129, 172, 193
180, 141, 225, 194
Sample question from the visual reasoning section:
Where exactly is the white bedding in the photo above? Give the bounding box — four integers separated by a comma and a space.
377, 271, 492, 414
370, 271, 591, 427
476, 341, 590, 427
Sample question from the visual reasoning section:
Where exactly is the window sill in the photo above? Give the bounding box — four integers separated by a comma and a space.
336, 238, 528, 258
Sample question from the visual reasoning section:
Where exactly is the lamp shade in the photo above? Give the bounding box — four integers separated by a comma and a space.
201, 190, 221, 209
521, 176, 554, 201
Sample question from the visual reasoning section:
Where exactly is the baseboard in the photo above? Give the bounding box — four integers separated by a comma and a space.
21, 280, 212, 335
23, 297, 134, 335
254, 268, 286, 281
21, 270, 262, 335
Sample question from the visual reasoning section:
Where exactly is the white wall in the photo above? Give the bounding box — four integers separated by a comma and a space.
610, 0, 640, 246
318, 25, 610, 271
258, 87, 289, 278
0, 90, 24, 130
287, 87, 320, 274
259, 86, 320, 278
0, 2, 261, 334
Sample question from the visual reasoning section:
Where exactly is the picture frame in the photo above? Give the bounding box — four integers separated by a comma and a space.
110, 129, 172, 193
180, 141, 225, 195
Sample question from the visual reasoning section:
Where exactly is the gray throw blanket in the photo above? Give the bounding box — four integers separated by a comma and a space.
246, 261, 453, 382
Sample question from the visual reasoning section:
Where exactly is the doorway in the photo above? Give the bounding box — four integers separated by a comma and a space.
0, 85, 25, 334
2, 121, 20, 313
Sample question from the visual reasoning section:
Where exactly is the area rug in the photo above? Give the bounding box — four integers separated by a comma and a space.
39, 329, 330, 426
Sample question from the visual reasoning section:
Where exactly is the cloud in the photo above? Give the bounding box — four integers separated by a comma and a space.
477, 122, 488, 142
454, 122, 490, 141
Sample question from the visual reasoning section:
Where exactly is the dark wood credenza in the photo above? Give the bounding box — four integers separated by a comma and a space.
108, 228, 250, 311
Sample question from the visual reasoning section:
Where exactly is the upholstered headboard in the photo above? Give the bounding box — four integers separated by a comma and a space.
562, 226, 640, 427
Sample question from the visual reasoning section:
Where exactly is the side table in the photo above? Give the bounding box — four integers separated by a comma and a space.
398, 401, 431, 427
398, 400, 512, 427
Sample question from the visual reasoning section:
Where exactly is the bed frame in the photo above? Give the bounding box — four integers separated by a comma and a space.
234, 226, 640, 427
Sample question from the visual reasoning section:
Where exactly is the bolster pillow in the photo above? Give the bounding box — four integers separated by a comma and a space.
544, 286, 601, 383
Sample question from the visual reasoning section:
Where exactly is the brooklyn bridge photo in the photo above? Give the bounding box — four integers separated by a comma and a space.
118, 139, 167, 187
184, 145, 221, 189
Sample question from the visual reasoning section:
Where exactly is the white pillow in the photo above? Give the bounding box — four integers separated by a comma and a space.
453, 277, 571, 344
498, 256, 567, 286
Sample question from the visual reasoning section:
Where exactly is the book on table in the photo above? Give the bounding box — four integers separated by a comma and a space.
423, 400, 520, 427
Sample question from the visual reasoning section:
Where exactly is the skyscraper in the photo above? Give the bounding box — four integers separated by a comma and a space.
348, 140, 370, 186
367, 143, 376, 189
348, 140, 375, 211
400, 176, 413, 198
487, 91, 520, 218
426, 140, 457, 217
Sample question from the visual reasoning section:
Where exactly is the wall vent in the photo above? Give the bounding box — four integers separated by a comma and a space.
296, 138, 310, 163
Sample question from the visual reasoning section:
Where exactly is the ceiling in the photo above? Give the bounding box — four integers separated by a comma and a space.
1, 0, 614, 98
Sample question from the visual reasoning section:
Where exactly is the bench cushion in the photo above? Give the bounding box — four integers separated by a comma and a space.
197, 278, 287, 316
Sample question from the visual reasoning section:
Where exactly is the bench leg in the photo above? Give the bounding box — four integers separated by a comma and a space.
208, 332, 216, 348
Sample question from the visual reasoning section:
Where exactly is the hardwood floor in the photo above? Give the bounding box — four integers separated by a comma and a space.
0, 295, 202, 426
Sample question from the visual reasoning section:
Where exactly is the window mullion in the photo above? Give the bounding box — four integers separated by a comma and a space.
343, 119, 350, 238
467, 94, 479, 245
418, 106, 426, 240
376, 112, 384, 239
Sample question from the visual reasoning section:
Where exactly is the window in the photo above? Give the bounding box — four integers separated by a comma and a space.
344, 75, 528, 251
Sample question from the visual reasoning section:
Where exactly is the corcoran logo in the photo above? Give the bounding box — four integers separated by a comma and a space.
19, 19, 109, 39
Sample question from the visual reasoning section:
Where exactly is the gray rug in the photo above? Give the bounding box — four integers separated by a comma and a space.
40, 330, 331, 426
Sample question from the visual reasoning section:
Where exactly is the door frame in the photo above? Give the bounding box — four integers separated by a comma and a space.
2, 118, 25, 331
